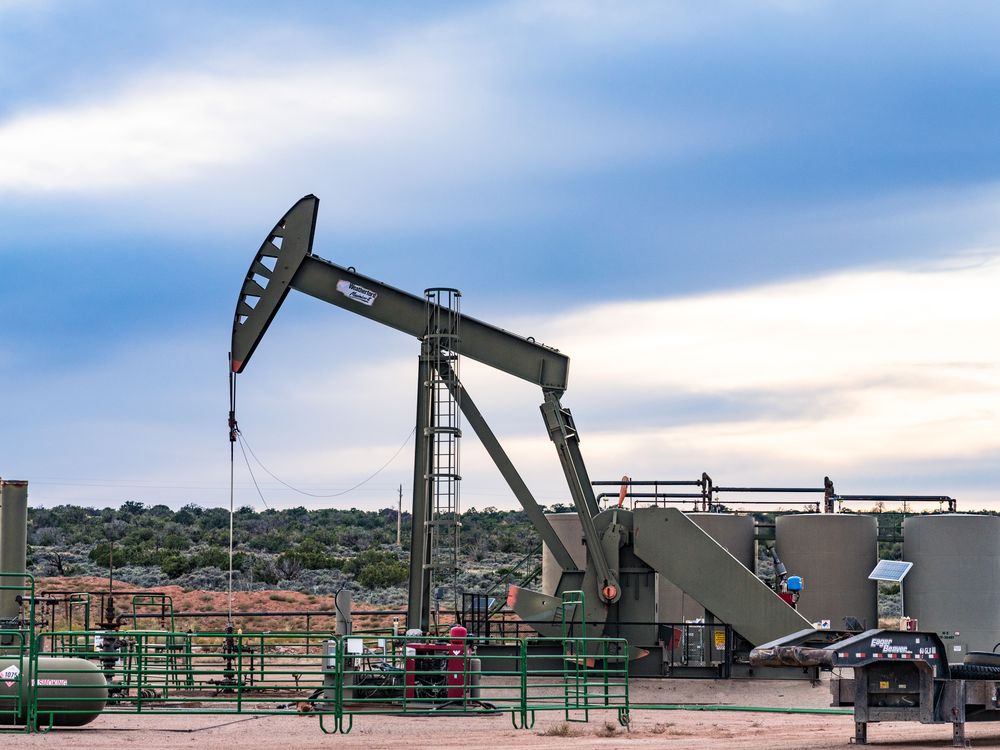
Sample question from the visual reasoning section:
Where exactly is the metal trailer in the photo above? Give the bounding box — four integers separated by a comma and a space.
751, 627, 1000, 747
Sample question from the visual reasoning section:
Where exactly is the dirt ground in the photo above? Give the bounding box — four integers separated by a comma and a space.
8, 675, 1000, 749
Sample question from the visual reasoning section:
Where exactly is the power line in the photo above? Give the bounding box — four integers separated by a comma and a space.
236, 437, 270, 510
236, 426, 416, 499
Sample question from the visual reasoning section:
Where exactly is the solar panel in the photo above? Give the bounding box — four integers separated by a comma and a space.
868, 559, 913, 582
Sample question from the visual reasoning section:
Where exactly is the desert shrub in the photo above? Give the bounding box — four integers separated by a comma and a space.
114, 565, 168, 588
275, 555, 303, 581
279, 539, 343, 571
349, 550, 407, 589
160, 554, 190, 578
175, 567, 230, 591
252, 559, 279, 586
32, 526, 64, 546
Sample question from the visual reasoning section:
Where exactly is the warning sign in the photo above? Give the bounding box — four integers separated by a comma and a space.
1, 664, 20, 687
713, 630, 726, 649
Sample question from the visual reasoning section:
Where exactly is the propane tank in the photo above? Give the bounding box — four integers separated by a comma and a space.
0, 481, 108, 727
0, 655, 108, 727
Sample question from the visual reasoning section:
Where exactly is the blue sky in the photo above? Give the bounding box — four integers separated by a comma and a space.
1, 1, 999, 511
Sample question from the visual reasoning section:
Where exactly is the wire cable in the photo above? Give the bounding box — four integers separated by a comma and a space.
237, 426, 416, 498
236, 437, 270, 510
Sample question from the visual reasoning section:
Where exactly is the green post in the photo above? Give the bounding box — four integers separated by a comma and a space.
519, 637, 528, 728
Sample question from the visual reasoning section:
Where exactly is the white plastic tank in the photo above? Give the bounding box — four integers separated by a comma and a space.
904, 514, 1000, 662
775, 513, 878, 629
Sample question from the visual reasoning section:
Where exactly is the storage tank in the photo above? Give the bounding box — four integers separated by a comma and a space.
1, 480, 29, 624
660, 513, 755, 623
540, 513, 586, 594
0, 656, 108, 727
775, 513, 878, 629
904, 514, 1000, 663
0, 480, 109, 727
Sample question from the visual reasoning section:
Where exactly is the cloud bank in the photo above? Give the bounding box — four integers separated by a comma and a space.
13, 253, 996, 511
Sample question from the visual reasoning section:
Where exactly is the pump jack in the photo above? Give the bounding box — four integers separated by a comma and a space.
231, 196, 812, 658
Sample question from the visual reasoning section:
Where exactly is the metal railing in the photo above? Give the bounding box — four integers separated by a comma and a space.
0, 629, 31, 733
21, 628, 628, 734
0, 573, 36, 733
594, 475, 958, 513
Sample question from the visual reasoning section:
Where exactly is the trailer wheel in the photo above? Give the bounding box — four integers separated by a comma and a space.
950, 663, 1000, 680
964, 651, 1000, 667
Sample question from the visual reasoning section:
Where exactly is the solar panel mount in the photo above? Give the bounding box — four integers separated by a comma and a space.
868, 559, 913, 582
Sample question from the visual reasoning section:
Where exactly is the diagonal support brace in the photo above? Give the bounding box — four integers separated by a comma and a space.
540, 391, 620, 604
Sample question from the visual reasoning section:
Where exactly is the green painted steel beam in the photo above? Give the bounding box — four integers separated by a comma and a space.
291, 255, 569, 390
407, 353, 434, 632
232, 195, 570, 392
633, 507, 813, 646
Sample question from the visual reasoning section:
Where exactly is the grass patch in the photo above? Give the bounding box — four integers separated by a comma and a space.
538, 723, 581, 737
595, 721, 619, 738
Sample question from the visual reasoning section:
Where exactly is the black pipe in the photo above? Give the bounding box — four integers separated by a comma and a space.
709, 500, 821, 506
596, 492, 704, 501
127, 609, 408, 619
835, 494, 954, 502
714, 486, 825, 493
592, 480, 703, 487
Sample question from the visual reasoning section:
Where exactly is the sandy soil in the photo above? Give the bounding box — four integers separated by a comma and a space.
8, 676, 1000, 749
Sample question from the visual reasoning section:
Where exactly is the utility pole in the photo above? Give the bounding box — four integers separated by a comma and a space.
397, 484, 402, 547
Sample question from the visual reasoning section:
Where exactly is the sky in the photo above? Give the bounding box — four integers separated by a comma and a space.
1, 1, 999, 513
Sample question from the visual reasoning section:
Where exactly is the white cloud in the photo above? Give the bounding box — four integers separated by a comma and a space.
534, 253, 1000, 495
7, 253, 999, 509
0, 65, 408, 191
0, 5, 735, 201
241, 252, 1000, 509
556, 253, 999, 394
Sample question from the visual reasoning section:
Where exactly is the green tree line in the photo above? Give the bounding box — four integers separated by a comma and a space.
26, 501, 542, 589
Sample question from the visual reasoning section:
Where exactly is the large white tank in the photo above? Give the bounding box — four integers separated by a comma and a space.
775, 513, 878, 629
904, 514, 1000, 663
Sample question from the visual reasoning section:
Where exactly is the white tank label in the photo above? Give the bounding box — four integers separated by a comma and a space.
1, 664, 20, 687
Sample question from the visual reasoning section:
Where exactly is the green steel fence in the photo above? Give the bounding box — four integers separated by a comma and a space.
0, 628, 31, 733
0, 573, 35, 733
19, 628, 629, 734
